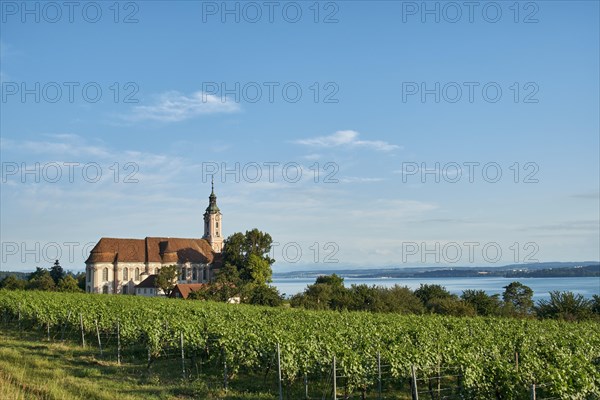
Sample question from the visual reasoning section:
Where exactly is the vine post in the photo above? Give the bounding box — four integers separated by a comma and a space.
377, 352, 382, 399
223, 348, 228, 392
530, 383, 536, 400
79, 314, 85, 347
411, 365, 419, 400
304, 372, 309, 399
332, 356, 337, 400
276, 343, 283, 400
117, 321, 121, 365
95, 320, 103, 356
180, 332, 186, 379
60, 310, 71, 341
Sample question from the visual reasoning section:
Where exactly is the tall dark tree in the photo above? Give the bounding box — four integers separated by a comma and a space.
592, 295, 600, 315
74, 272, 86, 291
49, 260, 65, 284
28, 267, 48, 281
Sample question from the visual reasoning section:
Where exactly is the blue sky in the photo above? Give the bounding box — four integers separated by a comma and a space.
1, 1, 599, 272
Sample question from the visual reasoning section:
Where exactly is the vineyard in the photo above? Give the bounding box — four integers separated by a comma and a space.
0, 290, 599, 399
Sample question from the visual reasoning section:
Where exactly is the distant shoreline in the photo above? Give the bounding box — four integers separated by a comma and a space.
273, 262, 600, 280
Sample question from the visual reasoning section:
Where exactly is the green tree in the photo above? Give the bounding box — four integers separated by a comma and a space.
74, 272, 86, 291
290, 281, 336, 310
155, 265, 178, 296
222, 229, 274, 284
461, 289, 502, 316
315, 274, 344, 288
243, 283, 283, 306
0, 275, 26, 290
536, 291, 593, 321
49, 260, 65, 284
348, 284, 384, 312
290, 274, 350, 311
27, 269, 56, 291
502, 281, 534, 317
57, 275, 82, 292
245, 253, 272, 285
28, 267, 49, 282
188, 283, 237, 302
592, 295, 600, 315
429, 297, 477, 317
379, 285, 425, 314
414, 284, 454, 310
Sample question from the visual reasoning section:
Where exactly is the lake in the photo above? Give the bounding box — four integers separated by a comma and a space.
272, 276, 600, 300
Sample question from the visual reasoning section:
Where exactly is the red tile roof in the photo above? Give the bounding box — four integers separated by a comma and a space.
86, 237, 218, 265
170, 283, 205, 299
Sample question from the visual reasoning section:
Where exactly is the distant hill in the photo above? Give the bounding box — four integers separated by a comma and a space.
0, 271, 29, 280
505, 264, 600, 278
273, 262, 600, 279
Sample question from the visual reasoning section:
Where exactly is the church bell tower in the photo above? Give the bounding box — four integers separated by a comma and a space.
203, 178, 223, 253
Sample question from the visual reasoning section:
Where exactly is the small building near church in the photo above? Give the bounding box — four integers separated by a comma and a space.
170, 283, 241, 303
84, 182, 224, 294
170, 283, 205, 299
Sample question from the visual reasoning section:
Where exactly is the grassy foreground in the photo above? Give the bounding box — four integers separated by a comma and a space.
0, 329, 273, 400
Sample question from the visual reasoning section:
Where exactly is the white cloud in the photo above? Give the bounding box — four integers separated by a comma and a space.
1, 134, 110, 158
125, 91, 240, 122
295, 130, 401, 152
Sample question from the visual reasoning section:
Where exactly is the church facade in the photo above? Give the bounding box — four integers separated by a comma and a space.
85, 183, 224, 294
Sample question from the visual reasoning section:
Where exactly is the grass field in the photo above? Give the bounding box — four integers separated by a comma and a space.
0, 328, 279, 400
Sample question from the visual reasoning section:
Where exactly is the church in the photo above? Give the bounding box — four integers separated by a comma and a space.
84, 182, 224, 294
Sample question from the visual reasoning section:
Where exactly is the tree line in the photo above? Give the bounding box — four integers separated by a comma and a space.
289, 274, 600, 321
2, 229, 599, 322
0, 260, 84, 292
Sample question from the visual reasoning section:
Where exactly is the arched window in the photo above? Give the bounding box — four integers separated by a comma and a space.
123, 268, 128, 281
123, 285, 128, 295
192, 267, 197, 280
180, 267, 186, 281
103, 267, 108, 281
135, 268, 140, 281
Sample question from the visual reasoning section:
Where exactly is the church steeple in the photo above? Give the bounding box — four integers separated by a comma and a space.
203, 178, 223, 253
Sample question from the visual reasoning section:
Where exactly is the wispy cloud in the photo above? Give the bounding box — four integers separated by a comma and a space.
339, 177, 385, 183
520, 220, 600, 232
125, 91, 240, 122
570, 192, 600, 200
348, 199, 438, 219
1, 134, 188, 188
1, 134, 110, 158
295, 130, 401, 152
